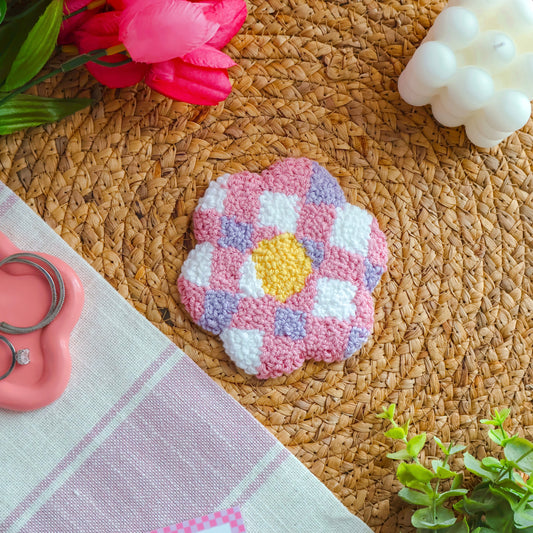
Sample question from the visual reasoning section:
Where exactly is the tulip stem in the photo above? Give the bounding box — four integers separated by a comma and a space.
0, 48, 109, 107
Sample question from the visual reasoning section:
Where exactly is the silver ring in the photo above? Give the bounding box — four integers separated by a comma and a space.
0, 336, 15, 380
0, 335, 30, 381
0, 253, 65, 335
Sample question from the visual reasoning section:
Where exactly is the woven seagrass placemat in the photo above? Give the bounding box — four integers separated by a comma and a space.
1, 0, 533, 530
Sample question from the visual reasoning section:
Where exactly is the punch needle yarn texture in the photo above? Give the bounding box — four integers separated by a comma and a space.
178, 158, 388, 379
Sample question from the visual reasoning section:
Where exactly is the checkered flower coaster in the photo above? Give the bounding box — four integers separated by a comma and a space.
178, 158, 388, 379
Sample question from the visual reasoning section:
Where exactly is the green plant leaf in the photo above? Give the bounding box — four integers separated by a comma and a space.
487, 429, 505, 446
463, 453, 497, 481
0, 0, 50, 85
434, 436, 449, 455
459, 486, 503, 514
451, 473, 463, 490
411, 506, 456, 529
471, 529, 499, 533
436, 488, 468, 505
398, 487, 432, 506
444, 519, 469, 533
387, 449, 412, 461
0, 94, 91, 134
489, 485, 522, 510
397, 462, 435, 486
481, 457, 502, 471
449, 444, 467, 455
505, 438, 533, 473
0, 0, 6, 24
377, 404, 396, 420
483, 503, 515, 533
385, 427, 406, 440
496, 477, 528, 497
436, 466, 457, 479
515, 507, 533, 528
407, 433, 426, 458
2, 0, 63, 91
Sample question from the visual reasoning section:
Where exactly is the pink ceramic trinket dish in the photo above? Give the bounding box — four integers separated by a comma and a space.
0, 232, 84, 411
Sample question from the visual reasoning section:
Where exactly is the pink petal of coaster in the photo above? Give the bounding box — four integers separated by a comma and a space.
0, 232, 84, 411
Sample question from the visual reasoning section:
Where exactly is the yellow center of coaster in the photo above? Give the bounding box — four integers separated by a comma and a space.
251, 233, 313, 302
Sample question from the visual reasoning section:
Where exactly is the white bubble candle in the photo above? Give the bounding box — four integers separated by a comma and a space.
398, 0, 533, 148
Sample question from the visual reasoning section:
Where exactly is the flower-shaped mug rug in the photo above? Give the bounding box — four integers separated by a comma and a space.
178, 158, 388, 379
0, 232, 84, 411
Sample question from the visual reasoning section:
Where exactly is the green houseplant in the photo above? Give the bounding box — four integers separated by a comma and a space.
379, 405, 533, 532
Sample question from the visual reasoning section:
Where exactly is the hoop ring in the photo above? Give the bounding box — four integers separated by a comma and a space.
0, 253, 65, 335
0, 335, 16, 381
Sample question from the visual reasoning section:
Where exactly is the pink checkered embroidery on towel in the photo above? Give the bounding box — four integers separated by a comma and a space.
149, 507, 246, 533
178, 158, 388, 379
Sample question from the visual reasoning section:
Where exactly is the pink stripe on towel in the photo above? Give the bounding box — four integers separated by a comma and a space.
18, 356, 285, 533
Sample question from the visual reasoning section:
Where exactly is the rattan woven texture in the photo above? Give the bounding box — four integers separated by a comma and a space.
1, 0, 533, 531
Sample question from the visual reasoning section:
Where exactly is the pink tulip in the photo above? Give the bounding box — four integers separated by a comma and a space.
146, 46, 236, 105
59, 0, 103, 45
74, 11, 149, 88
119, 0, 220, 63
72, 0, 247, 105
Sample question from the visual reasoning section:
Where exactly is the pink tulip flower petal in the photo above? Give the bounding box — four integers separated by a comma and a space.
73, 11, 121, 47
182, 45, 236, 68
146, 59, 232, 105
201, 0, 247, 49
108, 0, 144, 8
59, 0, 100, 45
74, 12, 148, 88
86, 58, 149, 88
119, 0, 220, 63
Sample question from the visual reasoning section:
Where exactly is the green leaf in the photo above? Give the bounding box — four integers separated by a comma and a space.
481, 457, 502, 470
436, 466, 458, 479
411, 506, 456, 529
397, 462, 435, 486
463, 452, 497, 481
2, 0, 63, 91
449, 444, 467, 455
471, 529, 499, 533
0, 0, 6, 24
0, 0, 50, 85
0, 94, 91, 134
407, 433, 426, 458
387, 449, 412, 461
398, 487, 432, 506
459, 486, 504, 514
497, 477, 528, 494
496, 408, 511, 422
515, 507, 533, 528
444, 519, 469, 533
434, 436, 449, 455
489, 485, 521, 509
488, 429, 505, 446
385, 427, 406, 440
505, 438, 533, 472
436, 488, 468, 505
484, 503, 515, 533
451, 473, 463, 490
409, 480, 435, 494
377, 403, 395, 420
